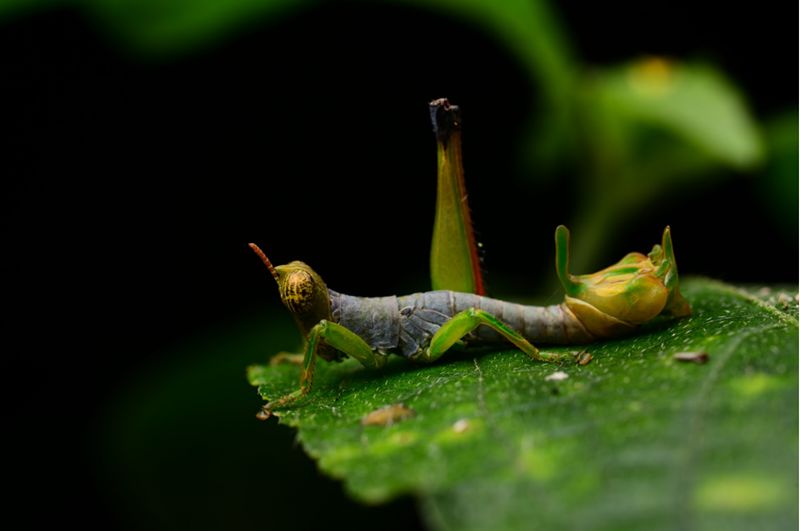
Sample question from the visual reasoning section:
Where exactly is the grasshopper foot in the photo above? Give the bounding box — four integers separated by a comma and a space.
256, 389, 304, 420
270, 352, 305, 366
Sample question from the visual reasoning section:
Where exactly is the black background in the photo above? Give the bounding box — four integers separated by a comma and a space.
6, 2, 796, 530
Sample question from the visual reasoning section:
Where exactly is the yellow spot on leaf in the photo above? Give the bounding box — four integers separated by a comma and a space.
517, 436, 559, 481
729, 373, 782, 399
367, 430, 421, 456
695, 474, 786, 512
322, 445, 363, 469
628, 56, 675, 97
627, 400, 643, 413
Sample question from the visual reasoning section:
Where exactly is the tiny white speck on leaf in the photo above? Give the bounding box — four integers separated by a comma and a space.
545, 371, 569, 382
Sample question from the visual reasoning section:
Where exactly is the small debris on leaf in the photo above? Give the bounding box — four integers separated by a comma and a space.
545, 371, 569, 382
361, 403, 415, 426
776, 293, 794, 309
577, 350, 593, 366
673, 351, 709, 364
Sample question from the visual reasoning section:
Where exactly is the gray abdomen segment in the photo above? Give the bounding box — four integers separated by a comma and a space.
329, 289, 593, 359
396, 291, 593, 356
329, 290, 400, 353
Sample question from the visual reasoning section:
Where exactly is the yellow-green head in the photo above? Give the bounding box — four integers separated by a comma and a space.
248, 243, 332, 337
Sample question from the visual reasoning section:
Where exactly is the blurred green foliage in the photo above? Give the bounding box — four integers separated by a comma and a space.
571, 59, 764, 270
7, 0, 787, 271
762, 111, 799, 228
585, 60, 762, 168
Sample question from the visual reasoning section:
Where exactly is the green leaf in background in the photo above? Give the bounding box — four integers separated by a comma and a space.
569, 59, 764, 272
761, 110, 799, 228
4, 1, 781, 268
2, 0, 575, 161
83, 0, 302, 55
249, 279, 797, 530
64, 0, 574, 82
588, 59, 763, 169
0, 0, 56, 18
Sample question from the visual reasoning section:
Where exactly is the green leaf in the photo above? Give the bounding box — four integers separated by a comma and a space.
84, 0, 304, 55
0, 0, 58, 20
77, 0, 573, 75
586, 59, 763, 170
248, 279, 797, 530
761, 110, 800, 228
567, 60, 764, 273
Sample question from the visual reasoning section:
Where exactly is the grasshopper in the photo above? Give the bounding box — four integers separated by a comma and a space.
250, 99, 690, 420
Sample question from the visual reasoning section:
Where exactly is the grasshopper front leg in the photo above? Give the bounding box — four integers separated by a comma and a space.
259, 320, 387, 419
411, 308, 577, 365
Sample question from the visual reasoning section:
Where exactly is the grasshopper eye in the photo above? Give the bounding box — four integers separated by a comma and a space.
282, 270, 315, 313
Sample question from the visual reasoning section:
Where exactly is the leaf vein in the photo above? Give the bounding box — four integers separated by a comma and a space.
670, 323, 787, 524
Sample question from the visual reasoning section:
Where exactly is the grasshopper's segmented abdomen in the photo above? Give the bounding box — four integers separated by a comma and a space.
329, 290, 400, 352
394, 291, 595, 357
450, 293, 594, 346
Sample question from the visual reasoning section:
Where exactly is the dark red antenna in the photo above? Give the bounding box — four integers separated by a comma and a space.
248, 243, 279, 282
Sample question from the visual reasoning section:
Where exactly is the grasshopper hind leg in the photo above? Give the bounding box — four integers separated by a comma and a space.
411, 308, 576, 365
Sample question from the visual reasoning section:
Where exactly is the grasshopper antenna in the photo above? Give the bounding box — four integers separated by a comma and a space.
248, 243, 279, 283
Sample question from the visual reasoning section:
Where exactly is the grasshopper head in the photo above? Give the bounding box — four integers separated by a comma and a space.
248, 244, 332, 336
555, 226, 690, 337
275, 260, 330, 315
